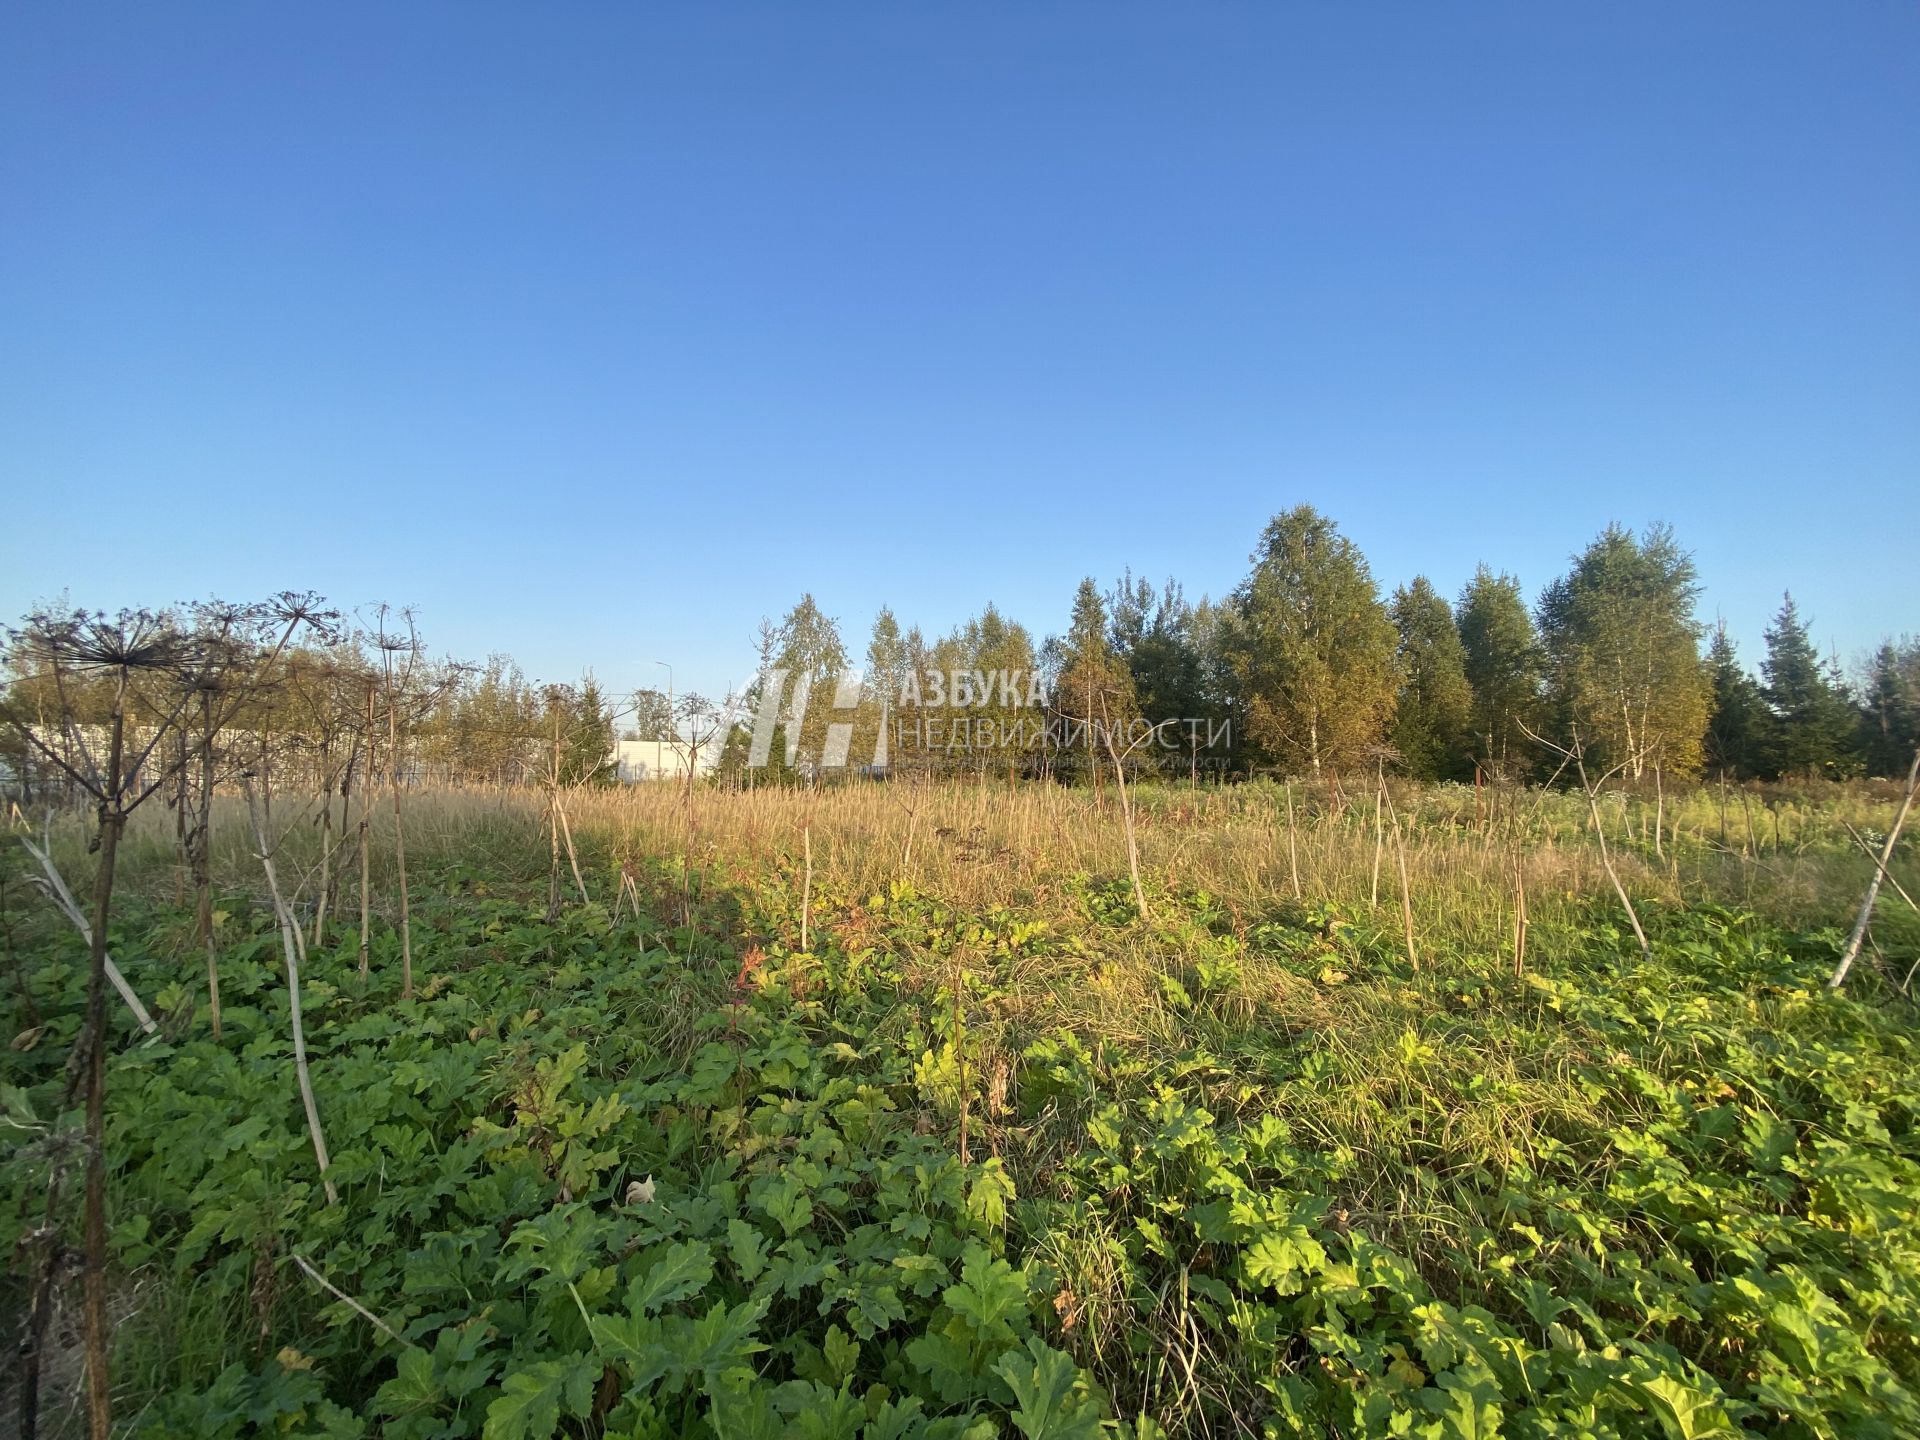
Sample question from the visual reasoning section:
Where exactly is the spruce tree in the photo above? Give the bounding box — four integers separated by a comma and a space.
1106, 571, 1207, 725
1860, 640, 1920, 778
1058, 578, 1134, 764
1759, 594, 1856, 778
1703, 622, 1767, 779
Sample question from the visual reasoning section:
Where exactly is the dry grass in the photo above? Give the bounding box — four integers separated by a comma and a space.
42, 772, 1898, 935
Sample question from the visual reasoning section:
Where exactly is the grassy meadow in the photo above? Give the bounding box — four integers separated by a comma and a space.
4, 775, 1919, 1438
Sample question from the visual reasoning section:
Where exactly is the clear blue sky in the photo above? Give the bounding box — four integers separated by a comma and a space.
4, 3, 1915, 702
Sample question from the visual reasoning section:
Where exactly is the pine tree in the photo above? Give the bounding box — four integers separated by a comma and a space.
1228, 506, 1397, 777
1538, 524, 1711, 778
1703, 622, 1767, 779
1107, 571, 1208, 728
1759, 594, 1856, 779
1456, 566, 1542, 777
1859, 640, 1920, 778
1057, 579, 1134, 772
1388, 577, 1473, 780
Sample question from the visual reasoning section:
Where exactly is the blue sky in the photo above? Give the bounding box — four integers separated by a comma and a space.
3, 3, 1915, 702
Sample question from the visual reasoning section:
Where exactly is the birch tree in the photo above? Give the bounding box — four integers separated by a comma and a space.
1538, 524, 1710, 779
1229, 506, 1397, 778
1457, 566, 1542, 778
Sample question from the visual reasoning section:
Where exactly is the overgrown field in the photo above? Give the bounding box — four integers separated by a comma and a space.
4, 780, 1920, 1439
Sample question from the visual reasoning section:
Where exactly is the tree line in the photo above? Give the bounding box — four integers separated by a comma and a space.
3, 507, 1913, 797
728, 507, 1915, 786
0, 619, 626, 803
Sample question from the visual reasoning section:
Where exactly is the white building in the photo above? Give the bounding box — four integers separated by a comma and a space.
615, 738, 712, 783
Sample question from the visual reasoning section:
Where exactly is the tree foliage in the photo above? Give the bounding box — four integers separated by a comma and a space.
864, 607, 907, 707
1229, 506, 1397, 777
1106, 573, 1208, 724
627, 687, 674, 743
1859, 639, 1920, 778
1456, 566, 1542, 778
1538, 524, 1710, 778
543, 677, 614, 787
1703, 623, 1767, 780
1388, 577, 1472, 781
772, 594, 850, 775
1759, 594, 1856, 779
1056, 579, 1134, 733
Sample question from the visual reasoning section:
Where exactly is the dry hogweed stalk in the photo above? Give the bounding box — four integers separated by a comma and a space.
0, 595, 334, 1440
1, 607, 192, 1440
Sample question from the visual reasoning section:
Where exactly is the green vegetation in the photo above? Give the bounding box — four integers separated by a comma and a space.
3, 507, 1917, 1438
4, 777, 1919, 1438
1229, 507, 1400, 779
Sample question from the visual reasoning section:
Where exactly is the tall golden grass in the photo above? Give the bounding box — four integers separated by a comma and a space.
40, 772, 1902, 948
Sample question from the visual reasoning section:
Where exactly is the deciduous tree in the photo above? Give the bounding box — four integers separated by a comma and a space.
1538, 524, 1710, 778
1456, 566, 1542, 777
628, 686, 674, 743
1228, 506, 1397, 777
773, 594, 849, 777
1388, 577, 1472, 780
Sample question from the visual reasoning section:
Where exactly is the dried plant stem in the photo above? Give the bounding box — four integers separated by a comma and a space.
79, 801, 121, 1440
246, 782, 339, 1206
1098, 704, 1149, 922
1381, 786, 1418, 971
313, 770, 335, 948
291, 1253, 402, 1343
357, 681, 375, 982
1369, 767, 1385, 910
1575, 750, 1650, 962
558, 795, 589, 902
1653, 766, 1666, 862
1512, 847, 1529, 977
1838, 821, 1920, 914
18, 834, 156, 1036
1285, 783, 1302, 899
1830, 749, 1920, 989
194, 689, 221, 1037
388, 692, 413, 998
952, 946, 969, 1167
800, 824, 813, 951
